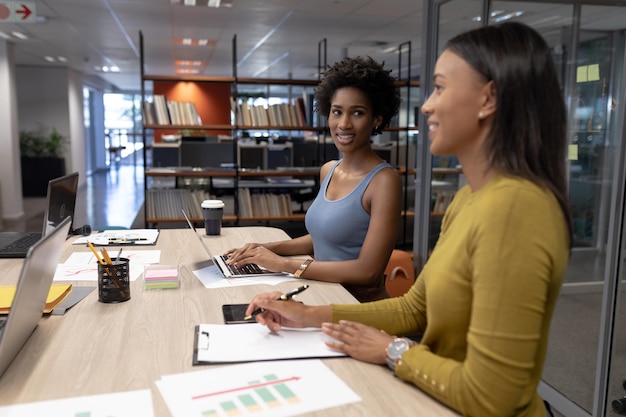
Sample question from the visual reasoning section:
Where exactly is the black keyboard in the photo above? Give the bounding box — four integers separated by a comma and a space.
219, 255, 265, 275
0, 233, 41, 254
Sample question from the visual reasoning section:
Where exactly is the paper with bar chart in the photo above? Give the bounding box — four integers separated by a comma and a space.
156, 359, 361, 417
0, 389, 153, 417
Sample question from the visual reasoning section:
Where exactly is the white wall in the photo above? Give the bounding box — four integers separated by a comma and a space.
16, 66, 87, 196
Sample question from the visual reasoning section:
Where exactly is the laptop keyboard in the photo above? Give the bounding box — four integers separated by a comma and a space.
0, 233, 41, 254
219, 255, 265, 275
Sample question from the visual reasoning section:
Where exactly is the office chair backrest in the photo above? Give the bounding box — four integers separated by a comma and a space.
384, 249, 416, 297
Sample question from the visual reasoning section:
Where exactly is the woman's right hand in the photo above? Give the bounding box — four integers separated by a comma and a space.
225, 244, 290, 273
246, 291, 325, 333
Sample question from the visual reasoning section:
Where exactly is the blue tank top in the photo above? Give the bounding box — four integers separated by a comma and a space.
305, 160, 392, 261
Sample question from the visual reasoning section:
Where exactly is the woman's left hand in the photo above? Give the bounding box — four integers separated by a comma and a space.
321, 320, 394, 364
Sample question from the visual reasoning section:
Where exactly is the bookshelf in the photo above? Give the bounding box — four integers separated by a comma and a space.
138, 32, 452, 249
139, 32, 329, 227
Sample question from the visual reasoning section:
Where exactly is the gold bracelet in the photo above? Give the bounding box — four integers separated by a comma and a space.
294, 258, 313, 278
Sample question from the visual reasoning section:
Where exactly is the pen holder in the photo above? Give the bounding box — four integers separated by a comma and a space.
97, 258, 131, 303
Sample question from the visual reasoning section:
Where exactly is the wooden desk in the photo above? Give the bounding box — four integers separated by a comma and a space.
0, 227, 459, 417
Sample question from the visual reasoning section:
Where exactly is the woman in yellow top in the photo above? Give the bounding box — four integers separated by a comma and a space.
245, 21, 572, 417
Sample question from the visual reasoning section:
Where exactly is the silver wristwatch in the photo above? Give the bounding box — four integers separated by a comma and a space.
385, 337, 414, 370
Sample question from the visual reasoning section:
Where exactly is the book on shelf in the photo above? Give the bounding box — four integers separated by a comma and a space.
146, 189, 207, 220
142, 100, 156, 125
295, 97, 307, 126
145, 96, 202, 126
0, 283, 73, 314
238, 188, 293, 218
432, 189, 455, 213
236, 100, 308, 128
240, 101, 253, 126
230, 97, 243, 125
153, 95, 171, 125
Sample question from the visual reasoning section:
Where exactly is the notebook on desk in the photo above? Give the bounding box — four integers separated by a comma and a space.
181, 209, 288, 278
0, 216, 72, 377
0, 172, 78, 258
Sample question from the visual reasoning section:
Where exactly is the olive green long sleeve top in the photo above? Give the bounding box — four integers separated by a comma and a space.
332, 175, 570, 417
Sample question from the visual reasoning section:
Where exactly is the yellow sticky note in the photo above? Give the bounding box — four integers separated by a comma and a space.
568, 144, 579, 161
576, 66, 588, 83
588, 64, 600, 81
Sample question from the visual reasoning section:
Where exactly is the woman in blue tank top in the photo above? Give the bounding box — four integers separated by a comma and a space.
226, 57, 402, 301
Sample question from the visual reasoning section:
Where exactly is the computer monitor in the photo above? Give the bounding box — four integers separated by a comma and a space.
180, 142, 234, 168
238, 143, 267, 170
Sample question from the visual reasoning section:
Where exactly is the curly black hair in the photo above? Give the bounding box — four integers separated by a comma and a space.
314, 56, 402, 135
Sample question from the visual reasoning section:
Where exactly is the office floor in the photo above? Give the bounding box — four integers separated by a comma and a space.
2, 161, 145, 234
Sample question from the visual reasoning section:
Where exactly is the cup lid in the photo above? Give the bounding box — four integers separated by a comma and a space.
201, 199, 224, 209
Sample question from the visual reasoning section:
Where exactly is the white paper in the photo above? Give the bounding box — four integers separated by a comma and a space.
156, 359, 360, 417
0, 389, 154, 417
194, 323, 345, 363
72, 229, 160, 245
193, 264, 297, 288
53, 250, 161, 281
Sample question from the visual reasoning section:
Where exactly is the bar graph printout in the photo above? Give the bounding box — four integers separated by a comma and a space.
156, 359, 361, 417
0, 389, 153, 417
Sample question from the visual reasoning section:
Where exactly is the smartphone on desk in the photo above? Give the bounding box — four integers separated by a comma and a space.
222, 303, 256, 324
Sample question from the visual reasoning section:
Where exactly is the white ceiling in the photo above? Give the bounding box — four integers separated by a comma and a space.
2, 0, 626, 92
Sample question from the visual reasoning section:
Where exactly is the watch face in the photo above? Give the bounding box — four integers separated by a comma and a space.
387, 338, 410, 360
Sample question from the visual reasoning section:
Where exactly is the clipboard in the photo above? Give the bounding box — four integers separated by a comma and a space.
192, 323, 346, 366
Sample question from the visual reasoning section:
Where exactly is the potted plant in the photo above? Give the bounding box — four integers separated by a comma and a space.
19, 127, 67, 197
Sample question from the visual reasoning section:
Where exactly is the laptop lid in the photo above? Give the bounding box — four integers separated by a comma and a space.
0, 172, 78, 259
181, 209, 285, 278
0, 216, 72, 377
181, 209, 215, 259
42, 172, 79, 237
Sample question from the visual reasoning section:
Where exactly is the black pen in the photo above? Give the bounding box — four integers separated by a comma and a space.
244, 284, 309, 320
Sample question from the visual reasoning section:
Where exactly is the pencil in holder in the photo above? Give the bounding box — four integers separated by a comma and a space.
97, 258, 131, 303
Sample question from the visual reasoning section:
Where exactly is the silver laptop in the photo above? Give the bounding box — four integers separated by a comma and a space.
181, 209, 287, 278
0, 172, 79, 258
0, 216, 72, 377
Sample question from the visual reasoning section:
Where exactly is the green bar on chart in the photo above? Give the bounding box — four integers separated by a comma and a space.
201, 410, 219, 417
255, 387, 281, 408
238, 393, 262, 412
220, 400, 242, 417
275, 383, 301, 404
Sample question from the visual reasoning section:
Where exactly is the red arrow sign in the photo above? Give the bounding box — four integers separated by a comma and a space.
0, 2, 36, 23
15, 3, 30, 19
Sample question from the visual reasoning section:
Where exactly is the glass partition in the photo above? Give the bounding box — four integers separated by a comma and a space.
418, 1, 626, 416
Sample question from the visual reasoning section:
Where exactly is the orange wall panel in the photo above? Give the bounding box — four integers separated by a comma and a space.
153, 81, 231, 140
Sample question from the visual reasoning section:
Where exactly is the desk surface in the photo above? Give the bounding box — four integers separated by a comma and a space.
0, 227, 459, 417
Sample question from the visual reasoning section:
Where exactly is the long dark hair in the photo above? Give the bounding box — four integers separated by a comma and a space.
447, 21, 572, 245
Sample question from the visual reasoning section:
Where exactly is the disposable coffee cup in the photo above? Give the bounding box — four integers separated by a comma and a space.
201, 199, 225, 236
97, 258, 131, 303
